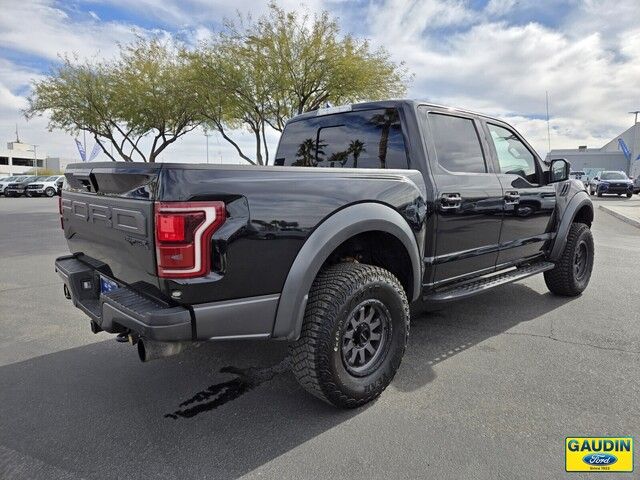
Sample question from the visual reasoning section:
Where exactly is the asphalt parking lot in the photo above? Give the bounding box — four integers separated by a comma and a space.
0, 196, 638, 479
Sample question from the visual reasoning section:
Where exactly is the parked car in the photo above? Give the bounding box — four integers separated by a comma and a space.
3, 176, 41, 197
54, 100, 594, 408
587, 173, 602, 195
0, 176, 20, 195
569, 171, 588, 190
25, 175, 65, 197
593, 171, 634, 198
632, 176, 640, 195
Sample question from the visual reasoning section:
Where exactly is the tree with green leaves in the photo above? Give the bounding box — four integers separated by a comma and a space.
25, 38, 201, 162
369, 108, 400, 168
193, 3, 410, 164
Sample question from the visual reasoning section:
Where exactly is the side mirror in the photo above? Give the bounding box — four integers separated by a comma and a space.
549, 158, 570, 183
594, 177, 599, 181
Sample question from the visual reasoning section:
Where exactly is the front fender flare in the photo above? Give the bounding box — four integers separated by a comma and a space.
549, 190, 593, 261
272, 202, 422, 340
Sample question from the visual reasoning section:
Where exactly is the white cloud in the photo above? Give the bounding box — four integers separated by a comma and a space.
0, 0, 152, 61
361, 0, 640, 156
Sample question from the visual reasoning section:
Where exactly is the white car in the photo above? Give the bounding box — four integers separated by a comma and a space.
0, 176, 23, 195
25, 175, 65, 197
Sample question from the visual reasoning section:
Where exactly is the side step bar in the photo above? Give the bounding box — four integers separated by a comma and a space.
424, 261, 555, 303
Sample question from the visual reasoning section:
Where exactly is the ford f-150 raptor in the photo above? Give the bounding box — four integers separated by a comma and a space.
55, 100, 594, 408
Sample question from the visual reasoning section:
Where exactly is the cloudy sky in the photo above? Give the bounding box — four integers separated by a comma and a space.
1, 0, 639, 163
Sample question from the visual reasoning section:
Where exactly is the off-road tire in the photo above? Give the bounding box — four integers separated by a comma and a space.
290, 263, 410, 408
544, 223, 594, 296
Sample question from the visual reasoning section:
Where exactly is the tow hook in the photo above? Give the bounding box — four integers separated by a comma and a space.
63, 284, 71, 299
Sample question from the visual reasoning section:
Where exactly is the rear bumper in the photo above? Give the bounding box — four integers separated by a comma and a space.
55, 255, 193, 341
55, 255, 279, 342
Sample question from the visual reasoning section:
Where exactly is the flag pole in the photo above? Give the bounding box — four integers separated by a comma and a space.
546, 91, 551, 152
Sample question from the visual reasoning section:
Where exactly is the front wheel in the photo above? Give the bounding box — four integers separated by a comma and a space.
626, 193, 632, 198
290, 263, 410, 408
45, 187, 56, 197
544, 223, 594, 296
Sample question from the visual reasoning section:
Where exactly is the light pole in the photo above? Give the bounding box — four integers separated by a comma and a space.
203, 128, 211, 164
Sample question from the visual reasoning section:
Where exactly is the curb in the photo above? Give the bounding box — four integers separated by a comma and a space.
598, 205, 640, 229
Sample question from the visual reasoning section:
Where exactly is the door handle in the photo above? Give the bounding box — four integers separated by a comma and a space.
504, 191, 520, 205
440, 193, 462, 210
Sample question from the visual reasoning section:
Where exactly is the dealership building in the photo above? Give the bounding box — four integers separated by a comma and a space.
545, 121, 640, 179
0, 140, 73, 176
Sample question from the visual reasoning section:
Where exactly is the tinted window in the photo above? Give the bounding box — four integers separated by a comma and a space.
12, 158, 34, 167
488, 123, 538, 184
275, 108, 408, 169
429, 113, 486, 173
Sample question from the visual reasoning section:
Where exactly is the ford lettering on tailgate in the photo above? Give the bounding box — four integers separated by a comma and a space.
61, 198, 147, 235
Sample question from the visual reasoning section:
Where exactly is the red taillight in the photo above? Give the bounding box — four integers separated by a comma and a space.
156, 213, 206, 243
157, 214, 186, 242
154, 201, 226, 278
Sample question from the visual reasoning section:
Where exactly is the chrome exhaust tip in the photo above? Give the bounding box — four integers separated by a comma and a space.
137, 339, 187, 362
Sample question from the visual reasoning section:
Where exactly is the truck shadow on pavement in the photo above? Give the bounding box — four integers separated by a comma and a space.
0, 282, 574, 479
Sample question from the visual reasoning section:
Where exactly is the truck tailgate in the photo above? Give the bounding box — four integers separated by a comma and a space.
61, 163, 161, 288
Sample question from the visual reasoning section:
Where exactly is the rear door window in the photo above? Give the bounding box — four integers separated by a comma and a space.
428, 113, 487, 173
275, 108, 408, 169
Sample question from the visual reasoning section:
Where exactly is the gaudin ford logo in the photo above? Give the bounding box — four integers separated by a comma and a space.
566, 437, 633, 472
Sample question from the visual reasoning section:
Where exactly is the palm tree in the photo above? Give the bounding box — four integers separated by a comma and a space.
348, 139, 365, 168
293, 138, 327, 166
368, 109, 399, 168
293, 138, 316, 166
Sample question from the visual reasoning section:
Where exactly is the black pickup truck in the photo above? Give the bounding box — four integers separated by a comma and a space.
55, 100, 594, 408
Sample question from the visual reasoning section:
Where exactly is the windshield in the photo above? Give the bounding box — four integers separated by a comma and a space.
601, 172, 627, 180
45, 176, 59, 181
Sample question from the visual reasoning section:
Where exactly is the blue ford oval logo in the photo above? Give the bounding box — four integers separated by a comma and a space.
582, 453, 617, 466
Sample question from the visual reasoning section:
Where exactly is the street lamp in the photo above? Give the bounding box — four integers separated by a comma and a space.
203, 128, 211, 164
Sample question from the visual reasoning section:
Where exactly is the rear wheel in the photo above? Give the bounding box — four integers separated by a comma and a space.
25, 191, 32, 198
544, 223, 594, 296
290, 263, 409, 408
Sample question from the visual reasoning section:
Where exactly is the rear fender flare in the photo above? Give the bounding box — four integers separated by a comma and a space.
272, 202, 422, 340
